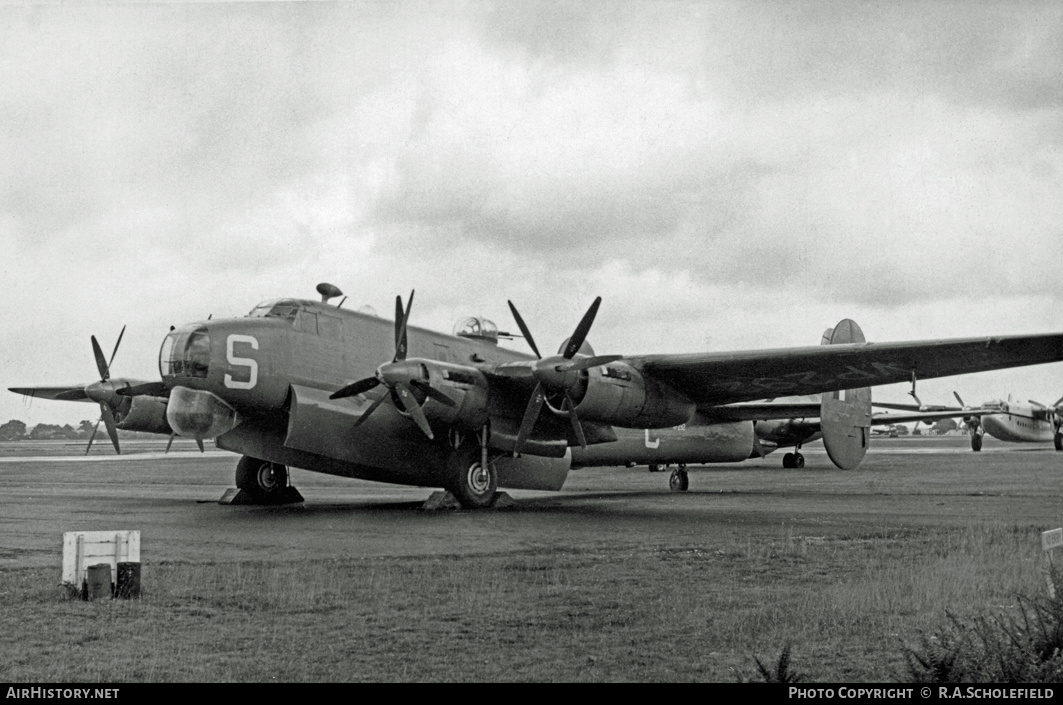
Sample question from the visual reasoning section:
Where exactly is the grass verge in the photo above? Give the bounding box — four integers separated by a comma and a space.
0, 522, 1050, 682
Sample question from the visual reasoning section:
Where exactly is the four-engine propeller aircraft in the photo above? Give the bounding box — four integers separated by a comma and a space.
875, 393, 1063, 452
11, 283, 1063, 508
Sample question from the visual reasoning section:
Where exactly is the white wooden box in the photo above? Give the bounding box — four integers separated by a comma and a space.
62, 530, 141, 587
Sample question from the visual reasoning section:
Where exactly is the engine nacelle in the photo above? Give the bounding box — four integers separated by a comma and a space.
167, 386, 239, 439
558, 362, 694, 429
754, 418, 819, 446
116, 395, 173, 435
420, 361, 490, 431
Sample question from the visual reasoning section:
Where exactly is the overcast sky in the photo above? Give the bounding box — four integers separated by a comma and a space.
2, 0, 1062, 428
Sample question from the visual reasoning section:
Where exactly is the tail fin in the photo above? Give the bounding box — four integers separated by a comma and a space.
819, 319, 872, 470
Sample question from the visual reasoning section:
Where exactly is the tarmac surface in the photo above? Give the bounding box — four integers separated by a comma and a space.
2, 435, 1061, 570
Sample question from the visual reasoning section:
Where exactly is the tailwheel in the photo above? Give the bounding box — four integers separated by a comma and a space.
669, 464, 689, 492
443, 437, 498, 509
235, 456, 290, 502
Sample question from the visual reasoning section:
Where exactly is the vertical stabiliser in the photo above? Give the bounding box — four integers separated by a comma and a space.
820, 319, 872, 470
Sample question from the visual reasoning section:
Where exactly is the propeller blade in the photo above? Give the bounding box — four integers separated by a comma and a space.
556, 354, 623, 372
393, 290, 414, 362
563, 297, 602, 359
953, 391, 966, 407
751, 429, 767, 458
563, 390, 587, 449
330, 377, 381, 400
394, 296, 404, 356
85, 416, 102, 455
507, 301, 542, 359
1053, 395, 1063, 408
100, 404, 120, 455
1030, 400, 1046, 408
53, 388, 90, 402
409, 379, 456, 407
352, 392, 390, 428
108, 325, 126, 370
165, 433, 175, 454
91, 336, 110, 381
513, 382, 545, 456
195, 437, 205, 453
395, 382, 433, 439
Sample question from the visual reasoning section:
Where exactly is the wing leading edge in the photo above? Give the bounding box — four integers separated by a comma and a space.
627, 328, 1063, 407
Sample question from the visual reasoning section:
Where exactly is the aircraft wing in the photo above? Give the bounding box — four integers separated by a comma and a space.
868, 409, 986, 425
8, 386, 92, 402
627, 332, 1063, 407
873, 401, 959, 412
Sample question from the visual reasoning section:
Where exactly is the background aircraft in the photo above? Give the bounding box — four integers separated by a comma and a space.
11, 283, 1063, 508
875, 393, 1063, 451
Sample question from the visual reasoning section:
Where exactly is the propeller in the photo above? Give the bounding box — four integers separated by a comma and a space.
506, 297, 621, 456
329, 292, 455, 439
952, 391, 987, 434
83, 326, 127, 455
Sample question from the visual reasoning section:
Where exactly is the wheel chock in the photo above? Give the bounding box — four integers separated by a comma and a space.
218, 487, 305, 505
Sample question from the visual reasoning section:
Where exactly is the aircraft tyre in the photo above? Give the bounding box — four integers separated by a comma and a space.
1055, 432, 1063, 451
669, 467, 689, 492
971, 433, 982, 452
648, 463, 660, 473
444, 444, 497, 509
235, 456, 289, 501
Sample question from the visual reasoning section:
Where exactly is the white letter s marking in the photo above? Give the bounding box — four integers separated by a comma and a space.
225, 335, 258, 390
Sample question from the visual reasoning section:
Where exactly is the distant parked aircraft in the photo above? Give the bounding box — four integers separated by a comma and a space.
875, 393, 1063, 452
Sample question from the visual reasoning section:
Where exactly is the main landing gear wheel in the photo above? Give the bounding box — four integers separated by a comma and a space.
648, 463, 661, 473
782, 452, 805, 469
1055, 432, 1062, 451
971, 432, 983, 452
235, 456, 290, 502
444, 443, 498, 509
669, 464, 689, 492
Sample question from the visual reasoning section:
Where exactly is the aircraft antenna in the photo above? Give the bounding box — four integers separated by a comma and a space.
316, 282, 344, 303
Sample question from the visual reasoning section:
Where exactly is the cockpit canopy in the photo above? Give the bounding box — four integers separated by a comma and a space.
248, 299, 299, 322
453, 316, 498, 344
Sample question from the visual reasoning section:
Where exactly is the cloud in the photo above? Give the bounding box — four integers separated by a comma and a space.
2, 1, 1062, 426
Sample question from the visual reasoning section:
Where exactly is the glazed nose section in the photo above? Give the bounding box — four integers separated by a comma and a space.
160, 326, 212, 380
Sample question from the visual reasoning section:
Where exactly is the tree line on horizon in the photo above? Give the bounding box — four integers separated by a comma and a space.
0, 419, 164, 442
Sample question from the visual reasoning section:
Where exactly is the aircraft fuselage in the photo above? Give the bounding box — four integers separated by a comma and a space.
979, 406, 1057, 443
156, 298, 553, 487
